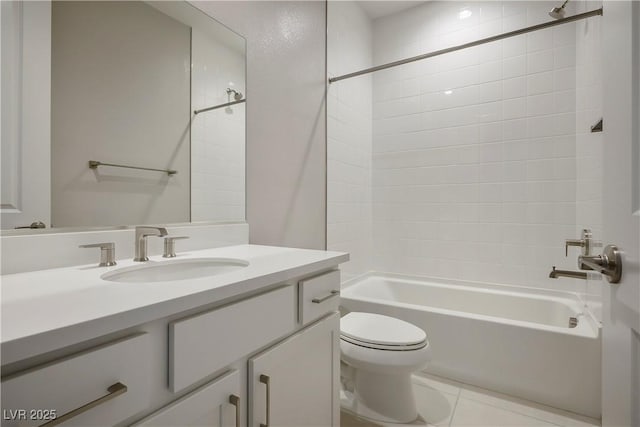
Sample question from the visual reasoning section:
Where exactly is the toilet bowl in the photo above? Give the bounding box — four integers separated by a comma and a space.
340, 312, 431, 424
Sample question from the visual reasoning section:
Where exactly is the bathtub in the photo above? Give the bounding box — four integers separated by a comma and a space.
340, 274, 602, 418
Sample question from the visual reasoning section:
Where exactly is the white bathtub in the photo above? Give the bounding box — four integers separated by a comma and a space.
340, 274, 601, 418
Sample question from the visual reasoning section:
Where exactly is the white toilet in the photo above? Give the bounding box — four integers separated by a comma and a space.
340, 312, 432, 424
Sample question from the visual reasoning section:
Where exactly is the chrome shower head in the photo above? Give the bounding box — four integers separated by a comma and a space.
548, 7, 565, 19
549, 0, 569, 19
226, 88, 243, 101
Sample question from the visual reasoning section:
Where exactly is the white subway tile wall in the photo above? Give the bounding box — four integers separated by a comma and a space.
327, 2, 373, 281
328, 1, 603, 295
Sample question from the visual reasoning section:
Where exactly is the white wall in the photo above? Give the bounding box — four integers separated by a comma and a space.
327, 2, 373, 281
369, 1, 599, 292
191, 1, 327, 250
191, 29, 246, 222
51, 1, 190, 227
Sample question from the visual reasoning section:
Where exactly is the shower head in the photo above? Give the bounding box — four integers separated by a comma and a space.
548, 7, 565, 19
548, 0, 569, 19
226, 88, 243, 101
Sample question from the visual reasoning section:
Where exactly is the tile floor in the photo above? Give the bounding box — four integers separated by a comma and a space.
341, 372, 601, 427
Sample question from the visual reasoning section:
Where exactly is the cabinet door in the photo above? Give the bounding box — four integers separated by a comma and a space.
134, 370, 241, 427
249, 312, 340, 427
0, 0, 51, 229
2, 333, 151, 427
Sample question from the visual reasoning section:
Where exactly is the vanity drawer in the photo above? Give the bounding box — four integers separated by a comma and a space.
1, 333, 151, 427
134, 370, 241, 426
170, 285, 295, 392
299, 270, 341, 325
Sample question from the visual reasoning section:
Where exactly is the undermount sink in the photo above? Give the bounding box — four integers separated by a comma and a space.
101, 258, 249, 283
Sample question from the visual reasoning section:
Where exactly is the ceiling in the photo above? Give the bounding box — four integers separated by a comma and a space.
357, 1, 428, 20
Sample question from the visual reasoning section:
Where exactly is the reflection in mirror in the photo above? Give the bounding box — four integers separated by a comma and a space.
0, 0, 245, 231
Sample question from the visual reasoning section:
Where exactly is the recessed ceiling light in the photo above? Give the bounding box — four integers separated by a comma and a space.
444, 90, 453, 95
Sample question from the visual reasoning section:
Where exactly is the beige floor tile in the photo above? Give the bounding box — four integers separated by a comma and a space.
342, 375, 600, 427
340, 382, 456, 427
341, 410, 381, 427
563, 416, 600, 427
341, 409, 440, 427
413, 372, 463, 397
459, 384, 600, 427
450, 398, 561, 427
411, 382, 458, 426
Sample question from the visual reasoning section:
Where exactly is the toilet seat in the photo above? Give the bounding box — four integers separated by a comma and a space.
340, 312, 427, 351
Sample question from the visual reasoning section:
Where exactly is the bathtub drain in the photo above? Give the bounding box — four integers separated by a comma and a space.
569, 317, 578, 328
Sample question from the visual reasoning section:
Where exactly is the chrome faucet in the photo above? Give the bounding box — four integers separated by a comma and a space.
134, 226, 168, 262
549, 229, 601, 280
549, 266, 587, 280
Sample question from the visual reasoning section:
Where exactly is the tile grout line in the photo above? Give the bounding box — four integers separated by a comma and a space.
447, 387, 462, 427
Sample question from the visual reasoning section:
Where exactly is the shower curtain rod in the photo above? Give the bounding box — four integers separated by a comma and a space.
328, 7, 603, 83
193, 99, 245, 115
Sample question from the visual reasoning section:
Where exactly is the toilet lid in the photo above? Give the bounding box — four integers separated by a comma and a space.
340, 312, 427, 350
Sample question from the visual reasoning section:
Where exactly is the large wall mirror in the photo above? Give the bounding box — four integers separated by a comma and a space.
1, 1, 246, 232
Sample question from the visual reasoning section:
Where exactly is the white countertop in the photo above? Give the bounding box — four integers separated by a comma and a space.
1, 244, 348, 365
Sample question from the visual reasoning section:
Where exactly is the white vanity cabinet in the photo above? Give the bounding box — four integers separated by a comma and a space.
1, 333, 152, 427
134, 370, 241, 427
168, 285, 297, 393
249, 312, 340, 427
142, 270, 341, 427
1, 253, 345, 427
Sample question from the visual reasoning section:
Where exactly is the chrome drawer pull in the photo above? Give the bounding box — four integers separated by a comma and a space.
259, 374, 270, 427
229, 394, 240, 427
312, 290, 340, 304
40, 382, 127, 427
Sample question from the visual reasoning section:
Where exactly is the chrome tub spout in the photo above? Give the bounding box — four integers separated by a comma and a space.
549, 266, 588, 280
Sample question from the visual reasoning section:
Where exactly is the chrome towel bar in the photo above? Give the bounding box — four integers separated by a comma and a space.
88, 160, 177, 176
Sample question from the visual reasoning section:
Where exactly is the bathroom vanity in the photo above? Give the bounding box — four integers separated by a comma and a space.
1, 245, 348, 427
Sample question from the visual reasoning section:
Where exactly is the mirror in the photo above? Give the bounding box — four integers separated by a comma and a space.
0, 1, 246, 232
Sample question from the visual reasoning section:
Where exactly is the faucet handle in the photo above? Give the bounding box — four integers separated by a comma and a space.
163, 236, 189, 258
565, 239, 585, 256
79, 242, 116, 267
565, 228, 599, 256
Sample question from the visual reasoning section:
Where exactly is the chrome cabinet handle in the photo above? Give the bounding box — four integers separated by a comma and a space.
79, 242, 117, 267
312, 290, 340, 304
229, 394, 240, 427
259, 374, 270, 427
40, 382, 127, 427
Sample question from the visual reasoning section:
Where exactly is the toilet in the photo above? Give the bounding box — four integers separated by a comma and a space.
340, 312, 431, 424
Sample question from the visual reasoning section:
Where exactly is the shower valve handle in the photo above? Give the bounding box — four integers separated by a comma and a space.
578, 244, 622, 284
565, 229, 601, 256
565, 239, 584, 256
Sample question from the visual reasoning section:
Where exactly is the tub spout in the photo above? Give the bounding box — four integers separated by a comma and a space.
549, 266, 588, 280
